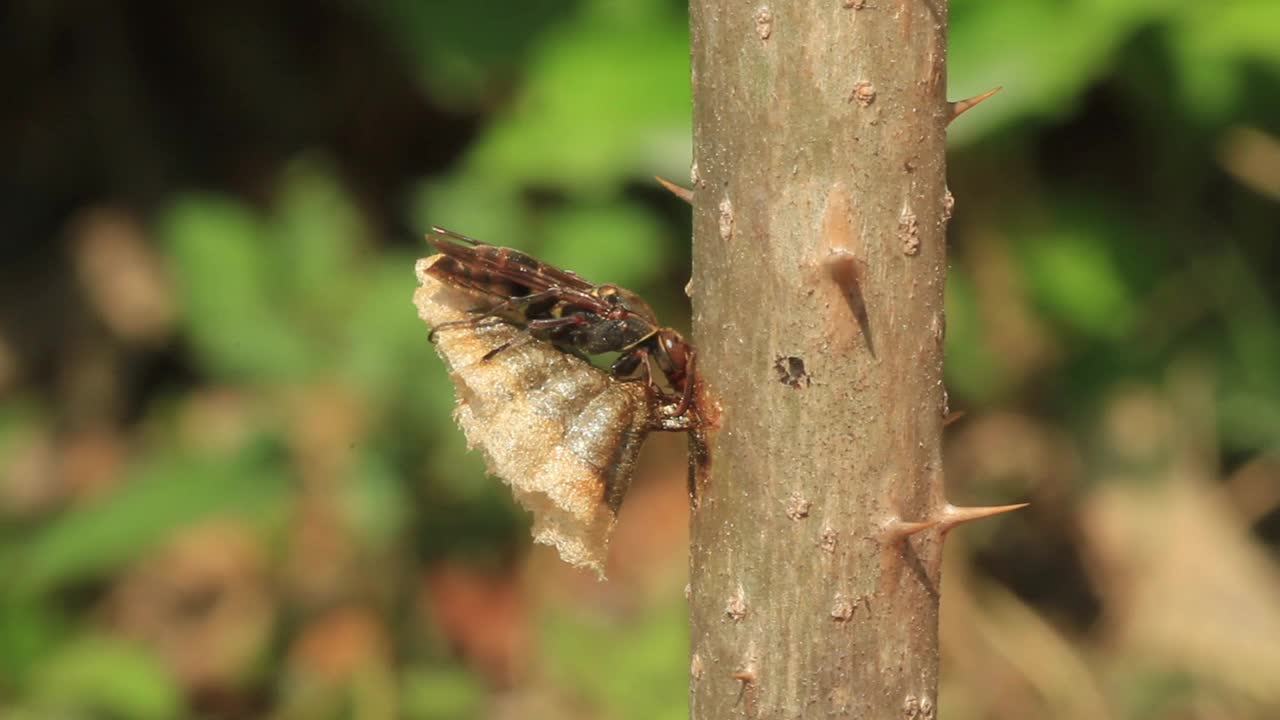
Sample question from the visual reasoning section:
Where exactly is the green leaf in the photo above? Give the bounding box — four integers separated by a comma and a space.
541, 597, 688, 720
13, 448, 287, 595
944, 268, 1005, 403
0, 596, 69, 690
1167, 1, 1280, 122
1209, 253, 1280, 451
400, 666, 485, 720
27, 635, 184, 720
342, 255, 451, 415
343, 449, 412, 551
1022, 228, 1135, 340
368, 0, 580, 107
538, 201, 664, 289
412, 172, 525, 250
466, 2, 692, 191
272, 157, 363, 320
948, 0, 1171, 143
162, 194, 312, 380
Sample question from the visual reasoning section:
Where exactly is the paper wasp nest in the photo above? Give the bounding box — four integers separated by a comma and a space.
413, 256, 655, 577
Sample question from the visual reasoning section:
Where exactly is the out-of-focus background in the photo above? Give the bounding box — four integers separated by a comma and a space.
2, 1, 1278, 718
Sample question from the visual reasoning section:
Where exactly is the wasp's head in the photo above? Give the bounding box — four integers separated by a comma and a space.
653, 328, 691, 386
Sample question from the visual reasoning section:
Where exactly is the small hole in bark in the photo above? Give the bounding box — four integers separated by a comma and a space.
774, 355, 811, 388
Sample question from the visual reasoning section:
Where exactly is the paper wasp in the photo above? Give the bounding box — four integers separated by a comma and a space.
424, 227, 696, 421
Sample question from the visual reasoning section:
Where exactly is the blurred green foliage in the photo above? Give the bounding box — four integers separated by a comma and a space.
1, 0, 1278, 718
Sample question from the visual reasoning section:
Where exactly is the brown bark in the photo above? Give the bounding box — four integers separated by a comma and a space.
687, 1, 953, 718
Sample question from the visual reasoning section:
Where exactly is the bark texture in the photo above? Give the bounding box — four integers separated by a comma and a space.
687, 1, 951, 718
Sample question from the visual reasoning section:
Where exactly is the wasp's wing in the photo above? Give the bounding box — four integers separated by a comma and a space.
421, 253, 518, 303
427, 226, 488, 247
426, 227, 599, 296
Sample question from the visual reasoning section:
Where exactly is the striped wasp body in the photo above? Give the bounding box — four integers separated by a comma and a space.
424, 227, 696, 421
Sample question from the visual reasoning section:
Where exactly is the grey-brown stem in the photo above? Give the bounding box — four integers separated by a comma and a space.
687, 1, 951, 718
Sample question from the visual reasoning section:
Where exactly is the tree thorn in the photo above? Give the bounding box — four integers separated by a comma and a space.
655, 175, 694, 205
824, 249, 876, 357
936, 502, 1028, 531
947, 86, 1002, 125
880, 516, 942, 543
731, 668, 759, 716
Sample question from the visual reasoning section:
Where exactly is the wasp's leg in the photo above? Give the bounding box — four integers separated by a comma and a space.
612, 348, 684, 407
611, 347, 660, 392
529, 314, 594, 362
610, 347, 647, 379
427, 289, 567, 342
428, 316, 509, 343
476, 332, 536, 362
668, 346, 697, 419
481, 315, 588, 362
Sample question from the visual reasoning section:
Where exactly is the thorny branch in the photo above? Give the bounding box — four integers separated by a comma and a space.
685, 2, 1021, 718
